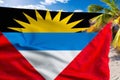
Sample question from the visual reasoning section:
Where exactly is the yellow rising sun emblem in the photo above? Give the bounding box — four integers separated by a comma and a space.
9, 10, 88, 32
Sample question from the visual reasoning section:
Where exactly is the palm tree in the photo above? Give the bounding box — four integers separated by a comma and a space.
87, 0, 120, 51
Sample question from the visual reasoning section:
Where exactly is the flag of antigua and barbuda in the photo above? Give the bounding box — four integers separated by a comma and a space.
0, 7, 111, 80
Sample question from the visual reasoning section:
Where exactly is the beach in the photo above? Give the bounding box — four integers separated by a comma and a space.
110, 48, 120, 80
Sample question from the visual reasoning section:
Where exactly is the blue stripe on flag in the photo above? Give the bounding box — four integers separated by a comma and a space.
3, 32, 97, 50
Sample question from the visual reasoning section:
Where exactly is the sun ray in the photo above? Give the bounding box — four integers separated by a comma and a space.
9, 10, 86, 32
14, 19, 30, 28
8, 27, 26, 32
67, 19, 83, 28
45, 10, 52, 21
53, 11, 62, 22
35, 10, 43, 21
60, 13, 73, 24
23, 12, 37, 24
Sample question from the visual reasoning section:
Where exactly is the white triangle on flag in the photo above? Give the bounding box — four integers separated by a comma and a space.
19, 50, 80, 80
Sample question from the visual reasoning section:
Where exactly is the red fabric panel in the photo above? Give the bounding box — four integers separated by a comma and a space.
55, 22, 112, 80
0, 32, 45, 80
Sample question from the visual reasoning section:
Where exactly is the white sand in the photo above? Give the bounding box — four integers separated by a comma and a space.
109, 48, 120, 80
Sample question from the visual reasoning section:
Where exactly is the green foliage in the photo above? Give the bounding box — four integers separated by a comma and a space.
87, 0, 120, 30
87, 0, 120, 51
88, 4, 104, 12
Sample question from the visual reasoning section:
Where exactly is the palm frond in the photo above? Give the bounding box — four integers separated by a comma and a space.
112, 28, 120, 50
87, 14, 112, 32
101, 0, 111, 4
114, 16, 120, 25
103, 8, 112, 13
88, 4, 104, 12
101, 0, 119, 15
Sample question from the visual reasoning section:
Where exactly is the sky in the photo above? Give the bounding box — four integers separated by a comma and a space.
0, 0, 106, 12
